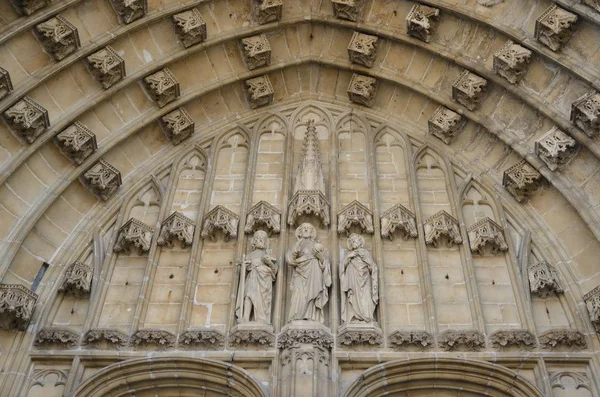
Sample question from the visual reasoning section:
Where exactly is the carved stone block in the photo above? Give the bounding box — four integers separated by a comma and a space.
582, 0, 600, 12
172, 8, 206, 48
83, 328, 129, 348
229, 324, 275, 348
287, 190, 330, 226
113, 218, 154, 255
241, 34, 271, 70
131, 329, 176, 349
423, 210, 463, 248
428, 106, 466, 145
584, 286, 600, 333
0, 67, 13, 100
109, 0, 147, 24
337, 323, 382, 347
489, 330, 536, 349
81, 159, 122, 201
54, 121, 98, 165
452, 70, 487, 111
380, 204, 418, 240
245, 75, 274, 109
157, 211, 195, 248
178, 329, 225, 350
201, 205, 239, 241
4, 97, 49, 144
35, 328, 80, 348
86, 46, 125, 89
406, 4, 440, 43
252, 0, 282, 25
467, 217, 508, 256
438, 330, 485, 351
493, 40, 532, 84
539, 329, 586, 349
337, 200, 374, 235
550, 372, 591, 392
347, 73, 377, 107
144, 68, 180, 108
347, 31, 378, 68
535, 5, 578, 51
332, 0, 365, 22
160, 107, 194, 145
528, 261, 564, 298
535, 127, 578, 171
11, 0, 49, 15
58, 260, 93, 297
388, 330, 434, 349
503, 160, 542, 202
571, 91, 600, 138
277, 323, 334, 350
35, 16, 80, 61
0, 284, 38, 331
245, 200, 281, 234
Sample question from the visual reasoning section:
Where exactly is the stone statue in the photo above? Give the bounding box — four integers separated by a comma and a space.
340, 233, 379, 324
286, 223, 332, 323
235, 230, 278, 324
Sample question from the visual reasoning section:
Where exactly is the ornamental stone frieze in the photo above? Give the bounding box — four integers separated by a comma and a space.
347, 73, 378, 107
527, 261, 564, 298
428, 106, 466, 145
406, 4, 440, 43
245, 75, 274, 109
245, 200, 281, 234
503, 160, 542, 203
0, 284, 38, 331
493, 40, 532, 84
584, 286, 600, 333
252, 0, 283, 25
109, 0, 147, 24
535, 127, 578, 171
144, 68, 180, 108
331, 0, 365, 22
489, 330, 536, 349
83, 328, 129, 348
535, 5, 578, 52
113, 218, 154, 255
277, 325, 334, 350
338, 323, 382, 347
86, 46, 125, 89
438, 330, 485, 351
35, 16, 80, 61
58, 260, 93, 297
423, 210, 463, 248
477, 0, 504, 6
539, 329, 586, 349
157, 211, 195, 248
81, 159, 122, 201
201, 205, 239, 241
571, 91, 600, 138
11, 0, 49, 15
337, 201, 374, 235
241, 34, 271, 70
388, 330, 434, 349
229, 324, 275, 348
178, 329, 225, 350
583, 0, 600, 12
0, 67, 13, 100
347, 32, 378, 68
172, 8, 206, 48
452, 70, 487, 111
380, 204, 418, 241
131, 329, 176, 349
35, 328, 80, 348
54, 121, 98, 165
4, 97, 49, 144
467, 217, 509, 256
160, 107, 195, 145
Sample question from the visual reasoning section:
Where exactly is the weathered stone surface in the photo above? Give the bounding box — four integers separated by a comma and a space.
228, 324, 275, 347
245, 200, 281, 234
252, 0, 282, 25
278, 324, 334, 350
503, 160, 542, 202
550, 372, 592, 391
337, 200, 374, 235
54, 121, 98, 165
113, 218, 154, 255
35, 16, 80, 61
493, 40, 532, 84
428, 106, 465, 145
144, 68, 180, 108
58, 261, 93, 297
347, 73, 377, 107
86, 46, 125, 89
388, 330, 434, 349
160, 107, 195, 145
331, 0, 365, 22
83, 329, 129, 348
241, 34, 271, 70
201, 205, 239, 241
571, 91, 600, 138
11, 0, 49, 15
80, 159, 122, 201
35, 328, 80, 348
489, 330, 536, 349
109, 0, 147, 24
528, 261, 564, 298
438, 330, 485, 351
452, 70, 487, 111
423, 210, 463, 248
178, 329, 225, 350
467, 217, 508, 255
0, 284, 38, 331
406, 4, 440, 43
172, 8, 206, 48
157, 211, 195, 248
347, 32, 378, 68
582, 0, 600, 12
584, 286, 600, 333
539, 329, 587, 349
0, 67, 13, 100
338, 323, 382, 346
535, 127, 578, 171
131, 329, 176, 349
380, 204, 418, 241
245, 75, 274, 108
4, 97, 49, 144
535, 5, 578, 51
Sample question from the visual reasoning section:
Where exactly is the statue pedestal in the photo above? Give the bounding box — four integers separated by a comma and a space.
338, 322, 383, 347
228, 323, 275, 348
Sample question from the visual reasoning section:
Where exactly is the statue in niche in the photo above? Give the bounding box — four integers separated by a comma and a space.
286, 223, 332, 324
235, 230, 278, 324
340, 233, 379, 324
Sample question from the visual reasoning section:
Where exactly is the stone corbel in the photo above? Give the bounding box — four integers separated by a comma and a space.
428, 106, 466, 145
337, 323, 382, 346
0, 284, 38, 331
58, 260, 93, 297
539, 329, 586, 350
277, 325, 334, 350
228, 324, 275, 348
467, 217, 509, 256
244, 201, 281, 234
131, 329, 176, 349
534, 5, 578, 51
287, 190, 330, 227
109, 0, 147, 24
380, 204, 418, 241
83, 328, 129, 348
493, 40, 532, 84
178, 329, 225, 350
35, 16, 80, 61
157, 211, 195, 248
489, 329, 536, 349
80, 159, 122, 201
35, 328, 80, 348
160, 107, 195, 145
4, 97, 50, 144
331, 0, 365, 22
452, 70, 487, 111
347, 31, 378, 68
438, 330, 485, 351
347, 73, 378, 107
252, 0, 283, 25
144, 68, 180, 108
337, 200, 374, 235
423, 210, 463, 248
535, 127, 578, 171
86, 46, 125, 89
0, 67, 13, 100
245, 75, 274, 109
503, 160, 542, 202
527, 261, 564, 298
388, 330, 434, 349
406, 4, 440, 43
201, 205, 239, 241
11, 0, 50, 15
584, 286, 600, 333
172, 8, 207, 48
241, 34, 271, 70
54, 121, 98, 165
571, 91, 600, 138
113, 218, 154, 255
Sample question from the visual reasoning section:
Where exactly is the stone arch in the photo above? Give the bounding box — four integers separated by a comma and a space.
341, 358, 545, 397
72, 357, 267, 397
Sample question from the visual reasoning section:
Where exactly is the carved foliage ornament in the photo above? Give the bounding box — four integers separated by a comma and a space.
583, 286, 600, 333
161, 107, 195, 145
347, 73, 378, 107
277, 327, 334, 350
428, 106, 466, 145
131, 329, 176, 349
571, 91, 600, 138
534, 5, 578, 51
489, 329, 536, 349
113, 218, 154, 255
4, 97, 49, 144
201, 205, 239, 241
172, 8, 206, 48
157, 211, 195, 248
0, 67, 13, 100
178, 329, 225, 350
347, 31, 378, 68
380, 204, 418, 240
332, 0, 365, 22
58, 261, 93, 297
246, 75, 274, 109
241, 34, 271, 70
81, 159, 122, 201
86, 46, 125, 89
110, 0, 148, 24
83, 328, 129, 347
338, 325, 382, 346
535, 127, 578, 171
423, 210, 463, 248
35, 328, 80, 347
467, 217, 508, 256
452, 70, 487, 111
438, 330, 485, 351
0, 284, 38, 331
144, 68, 180, 108
388, 330, 434, 349
35, 16, 80, 61
252, 0, 283, 25
493, 40, 532, 84
245, 200, 281, 234
406, 4, 440, 43
54, 121, 98, 165
229, 327, 275, 347
11, 0, 50, 15
539, 329, 586, 349
337, 200, 374, 235
527, 261, 564, 298
503, 160, 542, 202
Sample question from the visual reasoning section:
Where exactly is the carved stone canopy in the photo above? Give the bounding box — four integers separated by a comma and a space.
58, 261, 94, 297
109, 0, 148, 24
380, 204, 418, 240
467, 217, 509, 256
35, 16, 80, 61
534, 5, 578, 51
244, 200, 281, 234
571, 91, 600, 138
245, 75, 274, 109
452, 70, 487, 111
4, 96, 50, 144
11, 0, 50, 15
423, 210, 463, 248
144, 68, 180, 108
113, 217, 154, 255
80, 159, 122, 201
172, 8, 207, 48
54, 121, 98, 165
438, 329, 485, 351
178, 329, 225, 350
489, 329, 537, 349
157, 211, 195, 248
287, 190, 330, 227
86, 46, 125, 89
502, 160, 542, 203
428, 106, 466, 145
388, 330, 434, 349
201, 205, 239, 241
538, 329, 586, 350
584, 286, 600, 333
535, 127, 578, 171
493, 40, 532, 84
583, 0, 600, 12
241, 34, 271, 70
337, 200, 374, 235
331, 0, 365, 22
347, 73, 378, 107
252, 0, 283, 25
35, 328, 80, 348
347, 31, 378, 68
160, 107, 195, 145
0, 284, 38, 331
0, 67, 14, 100
406, 4, 440, 43
527, 261, 564, 298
